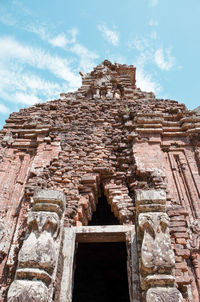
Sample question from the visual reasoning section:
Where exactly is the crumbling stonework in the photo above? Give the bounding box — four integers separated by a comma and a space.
0, 60, 200, 301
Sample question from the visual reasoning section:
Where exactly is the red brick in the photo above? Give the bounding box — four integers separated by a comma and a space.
168, 210, 189, 216
176, 276, 191, 285
175, 256, 183, 262
175, 249, 190, 258
175, 262, 188, 272
176, 238, 187, 245
170, 226, 187, 233
170, 215, 186, 221
171, 232, 189, 239
170, 221, 186, 227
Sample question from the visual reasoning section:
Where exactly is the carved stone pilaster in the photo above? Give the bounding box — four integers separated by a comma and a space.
146, 287, 183, 302
136, 189, 183, 302
188, 219, 200, 250
187, 219, 200, 296
139, 212, 175, 274
0, 218, 9, 262
7, 190, 66, 302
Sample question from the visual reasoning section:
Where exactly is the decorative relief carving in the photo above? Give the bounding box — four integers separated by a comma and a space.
139, 212, 175, 274
146, 287, 183, 302
7, 189, 65, 302
0, 219, 9, 262
187, 219, 200, 294
136, 189, 183, 301
188, 219, 200, 250
18, 212, 60, 276
8, 280, 49, 302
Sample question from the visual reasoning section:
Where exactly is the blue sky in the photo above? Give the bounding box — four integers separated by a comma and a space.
0, 0, 200, 129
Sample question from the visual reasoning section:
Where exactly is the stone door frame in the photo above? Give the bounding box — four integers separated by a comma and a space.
59, 225, 139, 302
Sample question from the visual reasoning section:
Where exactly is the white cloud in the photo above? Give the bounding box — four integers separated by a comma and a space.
154, 47, 175, 71
0, 13, 16, 27
136, 68, 161, 94
0, 4, 17, 26
25, 24, 78, 48
150, 0, 158, 6
0, 65, 66, 106
0, 35, 84, 109
0, 103, 9, 114
130, 35, 162, 94
0, 33, 100, 110
0, 8, 98, 74
130, 36, 151, 52
26, 24, 47, 41
67, 28, 79, 44
70, 43, 99, 72
0, 36, 80, 88
14, 92, 42, 105
22, 74, 62, 97
98, 24, 119, 46
49, 33, 68, 48
21, 24, 98, 73
130, 34, 177, 96
105, 52, 126, 65
130, 35, 176, 72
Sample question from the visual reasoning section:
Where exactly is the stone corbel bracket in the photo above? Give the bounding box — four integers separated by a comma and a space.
135, 189, 183, 302
7, 189, 66, 302
139, 212, 175, 275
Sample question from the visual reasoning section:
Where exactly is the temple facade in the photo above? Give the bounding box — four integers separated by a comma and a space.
0, 60, 200, 301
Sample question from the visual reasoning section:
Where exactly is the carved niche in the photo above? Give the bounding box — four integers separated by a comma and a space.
7, 189, 66, 302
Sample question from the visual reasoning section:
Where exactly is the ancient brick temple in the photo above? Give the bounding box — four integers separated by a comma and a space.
0, 60, 200, 302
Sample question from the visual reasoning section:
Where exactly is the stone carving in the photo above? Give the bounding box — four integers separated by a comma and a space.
190, 251, 200, 294
7, 280, 49, 302
187, 219, 200, 294
0, 219, 9, 262
146, 287, 183, 302
18, 212, 60, 276
139, 212, 175, 273
136, 189, 166, 214
136, 189, 182, 301
7, 189, 65, 302
188, 219, 200, 250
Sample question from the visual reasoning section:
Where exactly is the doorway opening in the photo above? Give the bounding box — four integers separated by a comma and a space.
72, 242, 130, 302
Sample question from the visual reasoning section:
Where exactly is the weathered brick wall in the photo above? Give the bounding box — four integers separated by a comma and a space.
0, 60, 200, 301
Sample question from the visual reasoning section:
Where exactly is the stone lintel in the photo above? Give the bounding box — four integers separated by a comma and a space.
74, 225, 135, 242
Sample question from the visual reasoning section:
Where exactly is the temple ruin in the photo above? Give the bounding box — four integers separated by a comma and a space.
0, 60, 200, 301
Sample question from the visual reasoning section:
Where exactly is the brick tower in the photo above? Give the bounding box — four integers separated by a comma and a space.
0, 60, 200, 301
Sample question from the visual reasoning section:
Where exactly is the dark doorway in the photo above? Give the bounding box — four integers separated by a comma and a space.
88, 194, 119, 226
72, 242, 130, 302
